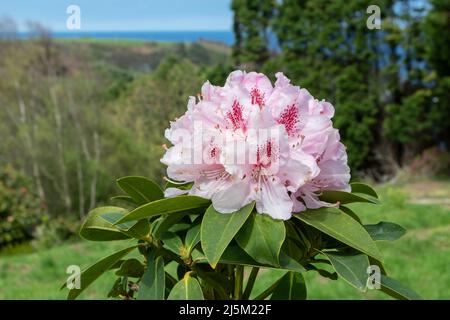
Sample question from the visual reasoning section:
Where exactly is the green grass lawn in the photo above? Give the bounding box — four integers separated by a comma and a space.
1, 180, 449, 299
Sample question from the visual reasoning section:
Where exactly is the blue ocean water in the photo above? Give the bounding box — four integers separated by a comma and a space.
19, 31, 235, 46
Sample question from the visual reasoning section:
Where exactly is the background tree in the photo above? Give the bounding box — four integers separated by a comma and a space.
231, 0, 275, 70
423, 0, 450, 147
236, 0, 450, 178
270, 0, 387, 173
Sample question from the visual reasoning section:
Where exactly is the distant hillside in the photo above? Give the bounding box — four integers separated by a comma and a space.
57, 39, 230, 73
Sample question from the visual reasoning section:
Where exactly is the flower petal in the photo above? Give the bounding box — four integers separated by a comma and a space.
255, 177, 293, 220
211, 178, 252, 213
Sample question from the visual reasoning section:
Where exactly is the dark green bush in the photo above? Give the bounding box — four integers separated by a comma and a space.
32, 215, 80, 249
0, 165, 45, 249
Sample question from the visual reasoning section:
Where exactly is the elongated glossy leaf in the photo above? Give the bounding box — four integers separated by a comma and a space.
138, 254, 165, 300
125, 220, 151, 239
201, 202, 254, 268
185, 223, 201, 254
283, 222, 307, 261
167, 273, 204, 300
67, 245, 138, 299
377, 275, 422, 300
153, 212, 188, 239
111, 195, 137, 206
339, 206, 362, 223
161, 232, 184, 256
293, 208, 382, 261
79, 207, 130, 241
322, 251, 369, 291
320, 190, 380, 205
369, 256, 387, 275
193, 246, 306, 273
350, 182, 378, 198
101, 211, 150, 239
109, 259, 125, 270
164, 180, 193, 191
169, 222, 191, 233
235, 213, 285, 266
271, 272, 307, 300
306, 263, 338, 280
117, 176, 164, 205
100, 211, 136, 230
116, 196, 210, 224
364, 222, 406, 241
115, 258, 144, 278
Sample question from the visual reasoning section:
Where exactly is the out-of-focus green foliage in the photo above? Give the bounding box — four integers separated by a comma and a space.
0, 165, 45, 248
423, 0, 450, 77
107, 56, 206, 180
423, 0, 450, 146
231, 0, 275, 69
32, 216, 80, 249
0, 32, 227, 220
233, 0, 449, 175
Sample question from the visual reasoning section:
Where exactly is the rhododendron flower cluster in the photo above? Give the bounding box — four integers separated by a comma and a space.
161, 71, 350, 220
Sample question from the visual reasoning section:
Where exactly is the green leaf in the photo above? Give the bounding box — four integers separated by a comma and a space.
138, 254, 165, 300
235, 213, 286, 266
322, 251, 370, 291
164, 180, 193, 190
283, 222, 307, 261
169, 222, 191, 233
167, 273, 204, 300
293, 208, 382, 261
100, 211, 150, 239
125, 219, 151, 239
320, 190, 380, 205
305, 264, 338, 280
339, 206, 362, 224
109, 259, 125, 270
201, 202, 254, 268
67, 245, 138, 299
377, 275, 422, 300
369, 256, 388, 275
161, 232, 184, 256
116, 196, 210, 224
117, 176, 164, 205
350, 182, 379, 198
185, 223, 201, 254
79, 207, 131, 241
115, 258, 145, 278
193, 246, 306, 273
271, 272, 307, 300
153, 212, 188, 239
111, 195, 137, 206
100, 211, 136, 230
364, 222, 406, 241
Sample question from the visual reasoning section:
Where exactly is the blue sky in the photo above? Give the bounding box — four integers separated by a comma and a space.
0, 0, 233, 31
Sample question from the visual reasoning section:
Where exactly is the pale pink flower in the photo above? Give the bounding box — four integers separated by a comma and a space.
161, 71, 350, 220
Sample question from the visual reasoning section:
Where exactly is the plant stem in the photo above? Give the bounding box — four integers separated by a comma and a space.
234, 265, 244, 300
253, 277, 283, 300
227, 265, 234, 280
242, 267, 259, 300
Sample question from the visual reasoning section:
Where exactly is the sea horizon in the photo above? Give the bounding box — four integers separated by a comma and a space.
17, 30, 235, 46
